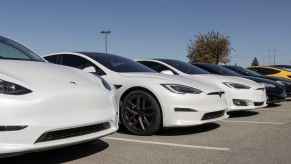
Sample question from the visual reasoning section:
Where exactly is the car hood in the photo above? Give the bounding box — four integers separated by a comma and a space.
265, 75, 291, 83
241, 76, 283, 88
184, 74, 264, 89
0, 60, 103, 92
118, 72, 222, 93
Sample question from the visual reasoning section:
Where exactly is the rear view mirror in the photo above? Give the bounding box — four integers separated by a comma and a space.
83, 66, 96, 73
161, 70, 174, 75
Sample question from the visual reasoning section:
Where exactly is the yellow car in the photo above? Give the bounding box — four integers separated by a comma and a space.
248, 66, 291, 80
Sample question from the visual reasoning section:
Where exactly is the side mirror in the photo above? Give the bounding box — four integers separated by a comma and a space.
161, 70, 174, 75
83, 66, 96, 73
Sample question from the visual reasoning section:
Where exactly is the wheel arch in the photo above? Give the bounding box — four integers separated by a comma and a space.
120, 86, 164, 127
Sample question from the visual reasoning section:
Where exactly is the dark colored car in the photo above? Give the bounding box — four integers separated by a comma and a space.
194, 63, 287, 104
269, 65, 291, 72
223, 65, 291, 97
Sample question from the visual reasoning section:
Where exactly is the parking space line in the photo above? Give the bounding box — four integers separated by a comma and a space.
257, 108, 291, 112
104, 137, 230, 152
220, 120, 285, 125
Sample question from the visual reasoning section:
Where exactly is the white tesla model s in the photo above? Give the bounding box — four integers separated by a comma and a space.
137, 59, 267, 111
45, 52, 228, 136
0, 36, 118, 156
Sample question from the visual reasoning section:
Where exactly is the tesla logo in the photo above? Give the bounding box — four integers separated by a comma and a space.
69, 81, 77, 85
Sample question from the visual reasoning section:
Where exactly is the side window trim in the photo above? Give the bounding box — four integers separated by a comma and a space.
141, 61, 178, 75
59, 54, 106, 76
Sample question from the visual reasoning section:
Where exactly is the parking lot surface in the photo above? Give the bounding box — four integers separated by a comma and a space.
2, 99, 291, 164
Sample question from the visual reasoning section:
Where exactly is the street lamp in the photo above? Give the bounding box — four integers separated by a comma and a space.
100, 30, 111, 54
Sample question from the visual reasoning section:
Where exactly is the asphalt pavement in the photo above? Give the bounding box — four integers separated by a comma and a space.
2, 99, 291, 164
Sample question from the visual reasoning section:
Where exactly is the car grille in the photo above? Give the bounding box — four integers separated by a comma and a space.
35, 122, 111, 143
254, 102, 264, 106
202, 110, 225, 120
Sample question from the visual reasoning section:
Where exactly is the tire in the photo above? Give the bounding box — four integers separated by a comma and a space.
120, 90, 162, 136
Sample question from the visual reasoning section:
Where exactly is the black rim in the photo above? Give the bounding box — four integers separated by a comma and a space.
122, 93, 156, 132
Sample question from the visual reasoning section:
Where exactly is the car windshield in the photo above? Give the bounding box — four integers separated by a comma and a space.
196, 64, 241, 76
224, 66, 264, 77
156, 59, 209, 74
81, 52, 155, 73
271, 65, 291, 72
0, 36, 44, 62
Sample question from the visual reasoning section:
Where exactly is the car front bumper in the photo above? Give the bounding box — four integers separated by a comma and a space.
224, 87, 267, 111
0, 89, 118, 155
155, 90, 229, 127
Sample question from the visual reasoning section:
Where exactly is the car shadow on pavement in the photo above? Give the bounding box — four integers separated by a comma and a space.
0, 139, 109, 164
227, 111, 259, 118
265, 103, 282, 108
156, 123, 220, 136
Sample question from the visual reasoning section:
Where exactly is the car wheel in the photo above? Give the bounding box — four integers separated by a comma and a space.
120, 90, 162, 136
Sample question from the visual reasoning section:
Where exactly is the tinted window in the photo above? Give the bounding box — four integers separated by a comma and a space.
249, 67, 280, 75
60, 54, 106, 76
0, 36, 44, 62
224, 66, 263, 77
82, 52, 155, 73
156, 59, 209, 74
138, 61, 177, 74
45, 55, 59, 64
195, 64, 240, 76
272, 65, 291, 72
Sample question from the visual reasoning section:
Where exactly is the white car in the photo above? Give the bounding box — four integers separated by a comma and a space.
45, 52, 229, 136
137, 59, 267, 111
0, 36, 118, 156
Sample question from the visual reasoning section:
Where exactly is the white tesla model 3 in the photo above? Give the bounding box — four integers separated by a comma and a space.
0, 36, 118, 156
137, 59, 267, 111
45, 52, 229, 136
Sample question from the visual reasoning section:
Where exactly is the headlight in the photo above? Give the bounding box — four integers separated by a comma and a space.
0, 80, 32, 95
100, 77, 112, 91
161, 84, 202, 94
223, 82, 251, 89
260, 83, 276, 88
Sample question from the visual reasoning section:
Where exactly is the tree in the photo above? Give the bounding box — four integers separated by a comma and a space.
251, 57, 259, 66
187, 31, 231, 64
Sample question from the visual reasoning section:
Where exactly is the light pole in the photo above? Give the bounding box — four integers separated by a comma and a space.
100, 30, 111, 54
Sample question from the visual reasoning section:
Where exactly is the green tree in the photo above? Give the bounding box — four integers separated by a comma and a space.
251, 57, 259, 66
187, 31, 231, 64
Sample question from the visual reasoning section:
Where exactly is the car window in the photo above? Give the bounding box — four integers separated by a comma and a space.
0, 36, 44, 62
82, 52, 155, 73
59, 54, 106, 76
224, 66, 263, 77
195, 64, 240, 76
250, 67, 280, 75
156, 59, 209, 75
45, 55, 60, 64
138, 61, 177, 74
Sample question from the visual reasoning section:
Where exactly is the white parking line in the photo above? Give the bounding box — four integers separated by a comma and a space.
257, 108, 290, 112
104, 137, 230, 152
220, 120, 285, 125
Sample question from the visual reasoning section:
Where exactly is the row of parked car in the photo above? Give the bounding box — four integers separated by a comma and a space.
0, 35, 290, 156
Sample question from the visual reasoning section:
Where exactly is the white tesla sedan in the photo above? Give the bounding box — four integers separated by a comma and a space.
0, 36, 118, 156
137, 59, 267, 111
45, 52, 228, 136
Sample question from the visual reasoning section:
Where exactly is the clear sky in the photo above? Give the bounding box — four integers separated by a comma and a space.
0, 0, 290, 66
